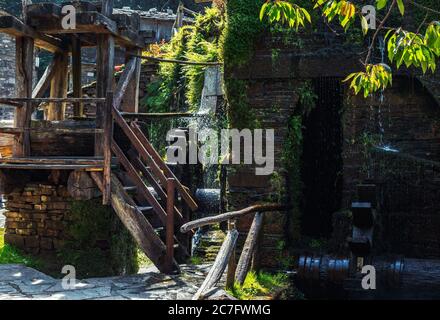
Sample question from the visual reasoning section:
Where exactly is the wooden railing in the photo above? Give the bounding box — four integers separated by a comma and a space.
180, 204, 289, 300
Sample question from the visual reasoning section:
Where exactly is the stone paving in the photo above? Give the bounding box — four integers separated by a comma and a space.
0, 264, 215, 300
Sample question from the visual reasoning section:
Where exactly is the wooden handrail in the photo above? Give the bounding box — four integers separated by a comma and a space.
130, 121, 198, 211
180, 203, 289, 233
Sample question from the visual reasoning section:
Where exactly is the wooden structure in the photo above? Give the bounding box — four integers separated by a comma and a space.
180, 204, 288, 300
0, 1, 198, 274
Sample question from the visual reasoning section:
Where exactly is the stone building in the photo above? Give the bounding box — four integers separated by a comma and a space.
225, 31, 440, 266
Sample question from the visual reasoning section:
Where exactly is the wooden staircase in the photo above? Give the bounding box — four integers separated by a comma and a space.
0, 1, 199, 275
91, 107, 199, 274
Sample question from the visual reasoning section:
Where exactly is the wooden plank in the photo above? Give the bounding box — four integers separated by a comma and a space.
111, 140, 169, 225
72, 36, 83, 117
131, 122, 199, 211
32, 57, 57, 98
0, 163, 103, 170
226, 220, 237, 289
108, 173, 179, 274
34, 12, 118, 35
127, 149, 167, 201
121, 51, 141, 113
112, 108, 168, 187
0, 98, 106, 104
165, 178, 176, 274
180, 204, 288, 233
235, 212, 264, 285
193, 229, 239, 300
48, 52, 69, 121
101, 0, 114, 17
0, 15, 63, 53
113, 57, 136, 110
14, 36, 34, 157
95, 34, 114, 156
102, 91, 113, 205
0, 127, 103, 134
0, 157, 104, 165
121, 112, 197, 119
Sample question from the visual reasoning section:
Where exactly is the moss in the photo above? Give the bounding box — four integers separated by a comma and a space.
58, 199, 138, 278
227, 271, 293, 300
0, 228, 42, 267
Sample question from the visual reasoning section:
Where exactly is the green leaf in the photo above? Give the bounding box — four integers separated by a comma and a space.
376, 0, 387, 10
397, 0, 405, 16
260, 2, 269, 21
361, 15, 369, 35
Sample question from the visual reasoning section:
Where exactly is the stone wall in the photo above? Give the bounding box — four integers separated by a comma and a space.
226, 31, 440, 264
4, 183, 72, 254
342, 76, 440, 258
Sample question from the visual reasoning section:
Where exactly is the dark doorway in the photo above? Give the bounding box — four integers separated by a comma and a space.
301, 77, 344, 237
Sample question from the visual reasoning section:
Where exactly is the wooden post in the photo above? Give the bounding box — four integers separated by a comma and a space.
121, 49, 141, 113
14, 36, 34, 157
165, 178, 176, 274
235, 212, 264, 285
72, 36, 83, 117
102, 91, 113, 205
95, 34, 114, 156
226, 219, 237, 289
101, 0, 114, 16
47, 52, 68, 121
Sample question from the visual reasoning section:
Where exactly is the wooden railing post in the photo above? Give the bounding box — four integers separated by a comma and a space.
226, 219, 237, 289
102, 91, 113, 205
165, 178, 176, 274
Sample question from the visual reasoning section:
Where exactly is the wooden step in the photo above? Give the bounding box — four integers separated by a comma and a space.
123, 186, 137, 193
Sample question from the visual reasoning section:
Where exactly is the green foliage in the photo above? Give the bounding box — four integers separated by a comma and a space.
0, 228, 41, 267
227, 271, 289, 300
283, 115, 304, 242
296, 80, 318, 116
344, 63, 393, 97
224, 79, 258, 129
259, 0, 440, 97
260, 0, 311, 30
59, 199, 138, 278
314, 0, 357, 31
222, 0, 265, 68
386, 24, 440, 73
146, 7, 224, 112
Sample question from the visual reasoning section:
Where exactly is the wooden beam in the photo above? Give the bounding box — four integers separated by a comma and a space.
71, 36, 83, 117
47, 52, 69, 121
14, 36, 34, 157
95, 34, 114, 156
108, 173, 179, 274
235, 212, 264, 285
101, 0, 114, 17
165, 178, 176, 274
180, 204, 289, 233
121, 112, 197, 119
226, 220, 237, 289
0, 15, 63, 53
102, 91, 113, 205
121, 51, 141, 113
193, 230, 239, 300
32, 57, 57, 98
0, 97, 105, 104
0, 157, 104, 165
113, 57, 136, 110
130, 122, 199, 211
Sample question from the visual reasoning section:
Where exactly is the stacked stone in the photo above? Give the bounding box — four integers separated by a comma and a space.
4, 183, 72, 254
